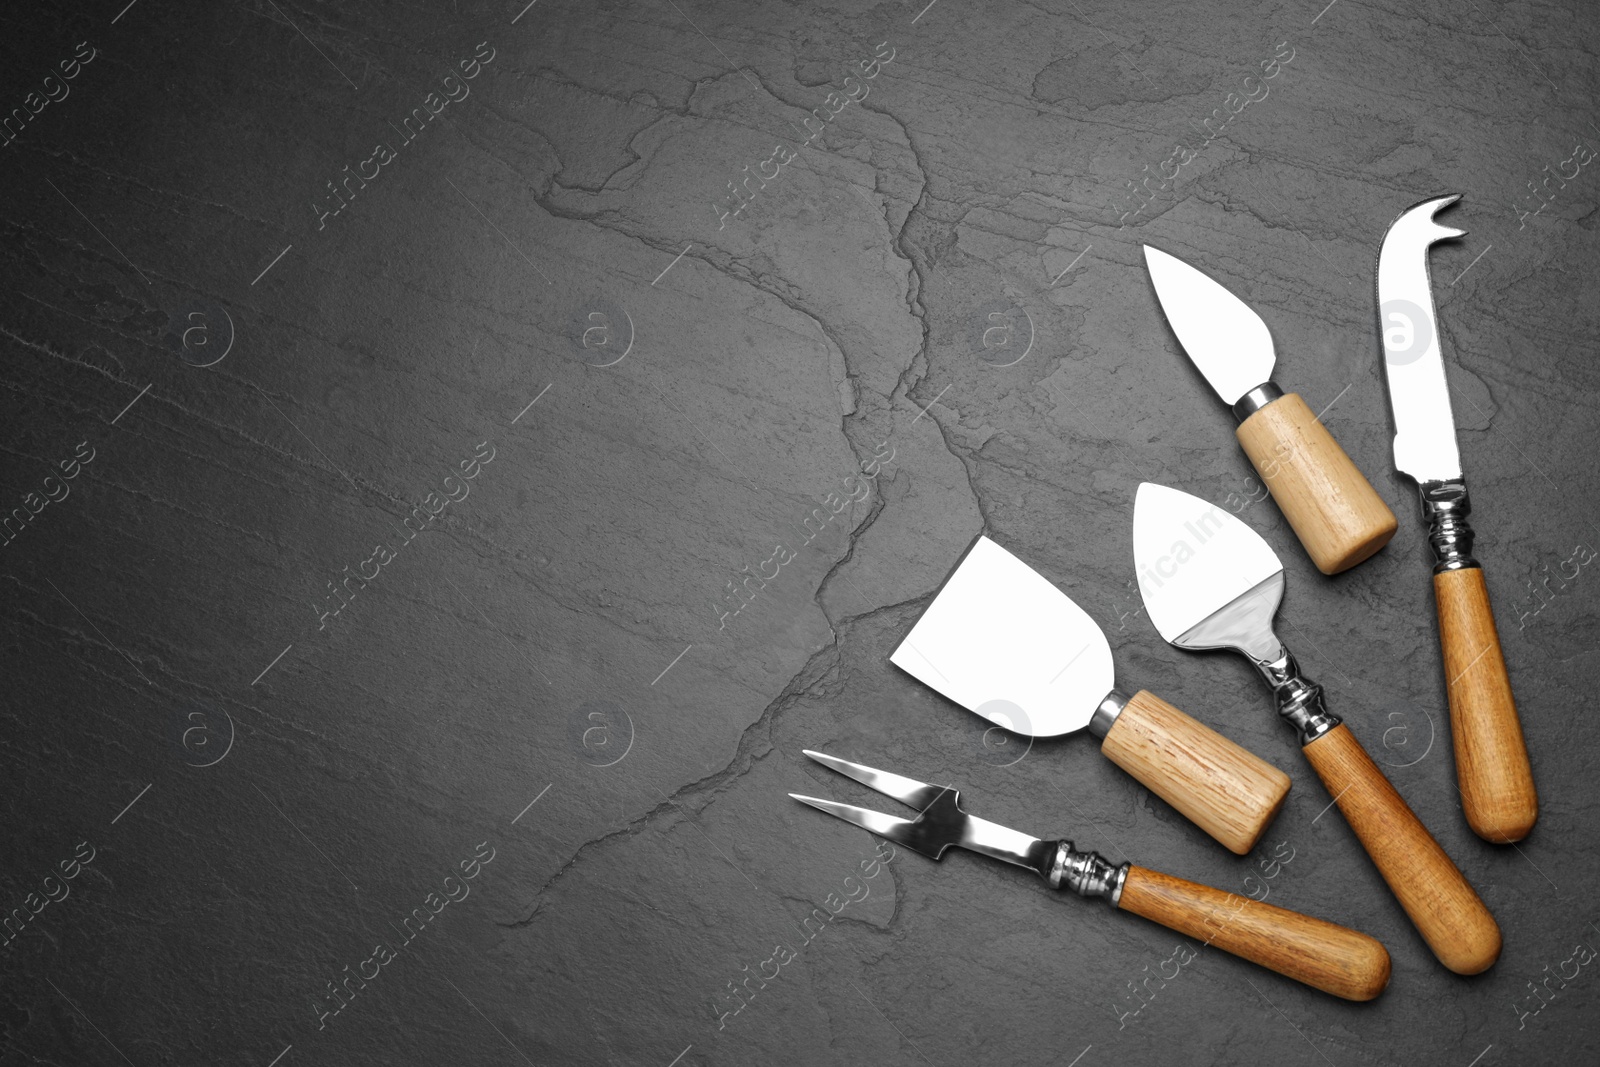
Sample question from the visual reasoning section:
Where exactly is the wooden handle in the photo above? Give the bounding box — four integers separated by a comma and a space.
1301, 724, 1501, 975
1434, 567, 1538, 843
1117, 865, 1391, 1000
1235, 392, 1397, 575
1101, 690, 1290, 855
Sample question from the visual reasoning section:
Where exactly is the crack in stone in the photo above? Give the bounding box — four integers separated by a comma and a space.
502, 633, 842, 926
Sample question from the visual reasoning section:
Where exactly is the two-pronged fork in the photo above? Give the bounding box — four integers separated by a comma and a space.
791, 749, 1391, 1001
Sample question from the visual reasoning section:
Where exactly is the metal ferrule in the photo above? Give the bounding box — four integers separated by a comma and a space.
1087, 688, 1130, 739
1246, 646, 1341, 745
1420, 479, 1480, 573
1231, 381, 1284, 423
1048, 841, 1130, 906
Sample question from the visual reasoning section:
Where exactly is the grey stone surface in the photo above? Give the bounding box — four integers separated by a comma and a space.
2, 0, 1597, 1064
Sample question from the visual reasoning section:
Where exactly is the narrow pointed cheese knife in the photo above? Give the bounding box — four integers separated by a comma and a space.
1143, 245, 1398, 575
891, 534, 1290, 855
792, 749, 1391, 1000
1376, 194, 1537, 844
1132, 482, 1501, 975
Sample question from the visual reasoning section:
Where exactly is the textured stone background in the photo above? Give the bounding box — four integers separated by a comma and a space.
3, 0, 1597, 1064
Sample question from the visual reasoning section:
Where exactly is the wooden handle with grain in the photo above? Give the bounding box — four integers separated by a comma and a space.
1301, 724, 1501, 975
1434, 567, 1538, 843
1235, 392, 1397, 575
1100, 690, 1290, 856
1116, 865, 1391, 1000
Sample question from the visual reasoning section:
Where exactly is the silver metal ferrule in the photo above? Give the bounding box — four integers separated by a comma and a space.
1246, 645, 1341, 745
1086, 688, 1130, 739
1048, 841, 1130, 905
1231, 381, 1284, 423
1420, 479, 1480, 573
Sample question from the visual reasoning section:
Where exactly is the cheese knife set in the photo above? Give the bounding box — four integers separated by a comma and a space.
790, 196, 1535, 999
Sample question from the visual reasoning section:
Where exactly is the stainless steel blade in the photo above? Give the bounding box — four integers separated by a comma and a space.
1131, 483, 1283, 650
1131, 485, 1337, 746
1174, 573, 1286, 664
1143, 245, 1277, 405
1377, 194, 1467, 483
890, 535, 1114, 737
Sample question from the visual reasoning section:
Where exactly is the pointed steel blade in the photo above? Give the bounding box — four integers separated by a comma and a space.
1377, 194, 1467, 484
1144, 245, 1276, 405
788, 794, 944, 859
802, 749, 948, 811
1131, 483, 1283, 646
889, 535, 1114, 738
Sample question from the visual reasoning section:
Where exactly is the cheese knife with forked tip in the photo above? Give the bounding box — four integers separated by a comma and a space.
1132, 481, 1501, 975
890, 534, 1290, 855
1376, 194, 1537, 844
1143, 245, 1398, 575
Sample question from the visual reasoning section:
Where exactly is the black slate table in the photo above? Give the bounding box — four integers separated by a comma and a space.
3, 1, 1597, 1064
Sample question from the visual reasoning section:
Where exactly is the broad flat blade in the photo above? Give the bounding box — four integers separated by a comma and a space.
890, 535, 1113, 738
1376, 195, 1466, 483
1144, 245, 1276, 405
1131, 483, 1282, 643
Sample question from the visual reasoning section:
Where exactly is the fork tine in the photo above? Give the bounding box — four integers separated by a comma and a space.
802, 749, 950, 811
787, 794, 935, 856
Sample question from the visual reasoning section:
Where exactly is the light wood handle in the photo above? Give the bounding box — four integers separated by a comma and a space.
1100, 690, 1290, 856
1116, 865, 1391, 1001
1301, 724, 1501, 975
1434, 567, 1538, 843
1235, 392, 1397, 575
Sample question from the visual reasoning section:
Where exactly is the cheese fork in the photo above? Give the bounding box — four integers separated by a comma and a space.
790, 749, 1390, 1001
